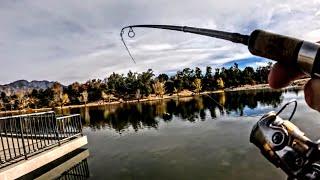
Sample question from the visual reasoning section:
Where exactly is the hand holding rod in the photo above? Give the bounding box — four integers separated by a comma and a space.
121, 24, 320, 77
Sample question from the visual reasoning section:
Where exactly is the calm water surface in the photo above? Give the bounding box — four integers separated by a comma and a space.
62, 89, 320, 180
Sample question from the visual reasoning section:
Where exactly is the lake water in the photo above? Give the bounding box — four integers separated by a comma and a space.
63, 89, 320, 180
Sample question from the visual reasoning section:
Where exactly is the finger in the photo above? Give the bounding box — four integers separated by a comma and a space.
268, 63, 305, 89
304, 79, 320, 111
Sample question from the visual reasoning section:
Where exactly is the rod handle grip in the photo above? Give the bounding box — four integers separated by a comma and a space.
248, 29, 303, 64
248, 30, 320, 77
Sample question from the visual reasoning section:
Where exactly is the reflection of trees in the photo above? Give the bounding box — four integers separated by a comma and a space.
80, 90, 285, 132
221, 90, 283, 115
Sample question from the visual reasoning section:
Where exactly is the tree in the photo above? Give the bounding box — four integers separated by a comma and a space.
102, 91, 113, 103
205, 66, 212, 79
242, 67, 255, 85
126, 71, 138, 95
137, 69, 154, 97
158, 73, 169, 82
195, 67, 202, 79
61, 94, 70, 108
164, 80, 174, 94
0, 100, 4, 111
52, 82, 64, 108
53, 93, 70, 108
0, 92, 7, 102
86, 79, 103, 102
107, 72, 126, 96
16, 91, 28, 110
79, 91, 88, 106
181, 68, 194, 90
203, 66, 216, 91
51, 82, 70, 108
0, 63, 275, 109
9, 99, 15, 111
39, 88, 54, 107
66, 82, 81, 104
135, 89, 141, 101
217, 78, 225, 89
173, 78, 183, 95
192, 78, 202, 94
152, 81, 165, 98
27, 97, 39, 109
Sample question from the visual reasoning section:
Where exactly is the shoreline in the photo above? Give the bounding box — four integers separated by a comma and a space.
0, 78, 309, 115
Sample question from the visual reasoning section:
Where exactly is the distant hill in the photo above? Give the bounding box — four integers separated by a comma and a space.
0, 80, 56, 95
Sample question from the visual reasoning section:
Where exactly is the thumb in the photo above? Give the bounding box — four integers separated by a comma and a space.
304, 79, 320, 111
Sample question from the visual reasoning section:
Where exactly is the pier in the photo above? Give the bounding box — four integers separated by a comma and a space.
0, 111, 88, 179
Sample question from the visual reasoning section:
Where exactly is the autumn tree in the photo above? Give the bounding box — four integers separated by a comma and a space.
0, 100, 4, 111
61, 94, 70, 107
52, 82, 69, 108
102, 91, 114, 103
216, 78, 225, 89
0, 63, 274, 109
16, 91, 28, 110
152, 81, 165, 98
192, 78, 202, 94
79, 91, 88, 106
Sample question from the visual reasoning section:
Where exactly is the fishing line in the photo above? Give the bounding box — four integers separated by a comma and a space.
120, 27, 136, 63
202, 93, 225, 111
120, 25, 249, 63
276, 99, 297, 121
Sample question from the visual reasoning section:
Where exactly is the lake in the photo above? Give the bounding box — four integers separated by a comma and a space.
62, 89, 320, 180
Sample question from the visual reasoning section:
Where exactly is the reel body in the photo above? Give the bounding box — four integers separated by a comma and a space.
250, 107, 320, 180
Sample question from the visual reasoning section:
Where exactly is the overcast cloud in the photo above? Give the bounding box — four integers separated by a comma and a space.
0, 0, 319, 84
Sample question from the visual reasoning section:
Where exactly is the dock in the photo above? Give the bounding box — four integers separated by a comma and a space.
0, 111, 88, 179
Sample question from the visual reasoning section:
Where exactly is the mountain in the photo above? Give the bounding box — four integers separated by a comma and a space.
0, 80, 56, 95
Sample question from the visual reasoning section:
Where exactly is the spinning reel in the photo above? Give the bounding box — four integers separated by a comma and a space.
120, 24, 320, 179
250, 100, 320, 180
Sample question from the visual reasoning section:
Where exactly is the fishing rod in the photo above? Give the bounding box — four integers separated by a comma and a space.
120, 24, 320, 179
121, 24, 320, 77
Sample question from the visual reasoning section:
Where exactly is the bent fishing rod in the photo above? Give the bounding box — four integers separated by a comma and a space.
121, 24, 320, 77
120, 25, 320, 179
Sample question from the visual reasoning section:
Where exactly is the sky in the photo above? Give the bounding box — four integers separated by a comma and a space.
0, 0, 320, 85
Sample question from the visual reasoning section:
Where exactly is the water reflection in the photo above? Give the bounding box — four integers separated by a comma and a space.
68, 89, 288, 133
19, 148, 90, 180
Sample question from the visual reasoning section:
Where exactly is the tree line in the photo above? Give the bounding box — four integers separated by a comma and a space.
0, 62, 272, 111
82, 89, 284, 132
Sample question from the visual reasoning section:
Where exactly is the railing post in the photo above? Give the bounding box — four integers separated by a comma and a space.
54, 113, 61, 146
79, 116, 83, 136
19, 117, 28, 160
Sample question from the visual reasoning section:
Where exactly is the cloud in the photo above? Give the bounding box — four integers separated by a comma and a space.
0, 0, 319, 84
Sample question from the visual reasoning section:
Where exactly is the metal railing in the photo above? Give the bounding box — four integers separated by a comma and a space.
0, 111, 82, 167
57, 159, 90, 180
